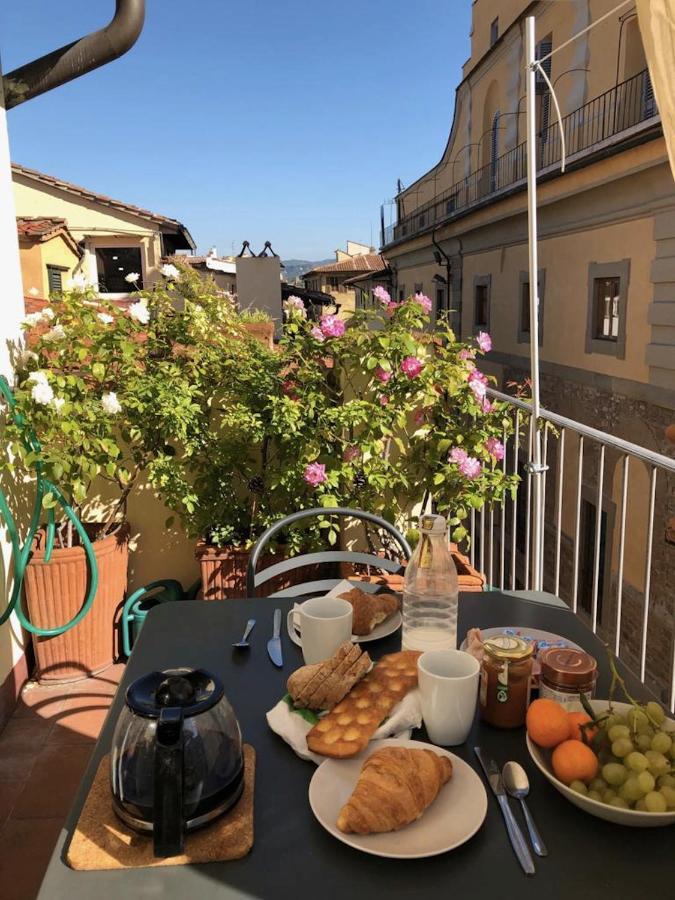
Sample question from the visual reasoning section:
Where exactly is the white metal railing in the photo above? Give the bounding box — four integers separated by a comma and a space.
468, 388, 675, 710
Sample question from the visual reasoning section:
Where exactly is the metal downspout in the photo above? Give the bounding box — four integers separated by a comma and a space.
3, 0, 145, 109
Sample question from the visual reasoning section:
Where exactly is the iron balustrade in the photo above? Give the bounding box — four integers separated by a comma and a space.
468, 387, 675, 711
384, 69, 657, 247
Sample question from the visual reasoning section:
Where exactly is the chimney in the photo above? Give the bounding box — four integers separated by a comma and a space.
208, 246, 218, 258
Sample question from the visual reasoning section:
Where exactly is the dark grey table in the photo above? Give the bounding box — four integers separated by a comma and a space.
38, 593, 670, 900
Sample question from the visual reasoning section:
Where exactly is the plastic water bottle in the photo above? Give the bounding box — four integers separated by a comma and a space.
402, 514, 459, 652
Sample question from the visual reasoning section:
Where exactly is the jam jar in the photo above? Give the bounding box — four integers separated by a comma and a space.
539, 647, 598, 708
479, 635, 534, 728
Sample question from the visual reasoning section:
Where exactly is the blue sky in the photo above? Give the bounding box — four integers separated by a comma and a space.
0, 0, 471, 259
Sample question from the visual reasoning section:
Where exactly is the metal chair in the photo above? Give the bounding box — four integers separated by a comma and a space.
246, 507, 412, 599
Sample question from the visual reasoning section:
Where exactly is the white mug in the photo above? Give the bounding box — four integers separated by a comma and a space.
293, 596, 353, 664
418, 650, 480, 746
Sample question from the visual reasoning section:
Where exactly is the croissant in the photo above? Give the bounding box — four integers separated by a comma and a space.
337, 747, 452, 834
339, 588, 398, 635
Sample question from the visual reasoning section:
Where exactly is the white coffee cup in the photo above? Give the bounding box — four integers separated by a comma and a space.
293, 596, 353, 664
418, 650, 480, 746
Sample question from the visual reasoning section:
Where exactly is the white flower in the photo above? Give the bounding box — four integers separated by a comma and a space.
125, 272, 140, 283
101, 391, 122, 415
128, 300, 150, 325
68, 272, 87, 290
283, 295, 307, 318
51, 396, 65, 413
28, 287, 40, 297
22, 311, 44, 327
28, 370, 49, 385
42, 324, 66, 342
42, 307, 55, 320
31, 381, 54, 405
98, 312, 114, 325
160, 263, 179, 280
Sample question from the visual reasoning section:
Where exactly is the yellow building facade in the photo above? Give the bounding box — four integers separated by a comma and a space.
17, 217, 82, 299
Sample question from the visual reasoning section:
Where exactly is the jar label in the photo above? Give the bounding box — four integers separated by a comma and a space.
496, 660, 509, 703
540, 683, 593, 709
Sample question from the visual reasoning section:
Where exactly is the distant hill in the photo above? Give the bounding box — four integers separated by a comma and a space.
282, 258, 332, 282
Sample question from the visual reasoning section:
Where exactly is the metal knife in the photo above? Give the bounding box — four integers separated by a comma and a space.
474, 747, 535, 875
267, 608, 283, 667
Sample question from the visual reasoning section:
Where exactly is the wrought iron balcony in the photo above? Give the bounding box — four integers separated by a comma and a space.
383, 68, 658, 248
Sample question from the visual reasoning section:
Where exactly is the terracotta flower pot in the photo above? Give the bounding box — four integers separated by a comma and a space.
243, 321, 274, 350
24, 527, 129, 684
341, 544, 485, 593
195, 541, 323, 599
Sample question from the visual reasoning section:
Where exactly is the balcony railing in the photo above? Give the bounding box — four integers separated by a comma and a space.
384, 68, 657, 247
468, 388, 675, 710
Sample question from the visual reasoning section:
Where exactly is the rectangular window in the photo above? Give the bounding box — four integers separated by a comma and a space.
46, 264, 67, 294
586, 260, 629, 358
593, 277, 620, 341
521, 282, 531, 335
446, 194, 457, 215
436, 288, 445, 316
95, 247, 143, 293
414, 282, 423, 294
398, 285, 406, 302
518, 270, 545, 344
490, 17, 499, 46
474, 283, 489, 329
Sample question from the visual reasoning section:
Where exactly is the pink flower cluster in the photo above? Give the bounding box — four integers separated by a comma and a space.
458, 348, 475, 362
476, 331, 492, 353
414, 292, 433, 314
374, 365, 392, 384
310, 325, 325, 342
319, 314, 345, 338
485, 437, 505, 461
379, 394, 389, 406
467, 367, 488, 401
448, 447, 482, 480
304, 462, 327, 486
373, 285, 391, 304
401, 356, 424, 379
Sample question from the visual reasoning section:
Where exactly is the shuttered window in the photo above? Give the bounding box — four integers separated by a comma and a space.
46, 265, 67, 294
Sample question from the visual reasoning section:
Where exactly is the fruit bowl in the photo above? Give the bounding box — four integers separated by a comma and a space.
526, 699, 675, 827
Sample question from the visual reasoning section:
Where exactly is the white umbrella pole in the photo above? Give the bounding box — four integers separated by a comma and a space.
525, 15, 545, 591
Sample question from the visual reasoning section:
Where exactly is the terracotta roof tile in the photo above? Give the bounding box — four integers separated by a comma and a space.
17, 217, 67, 239
304, 254, 386, 277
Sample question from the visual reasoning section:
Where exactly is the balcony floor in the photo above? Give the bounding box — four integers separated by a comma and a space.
0, 664, 125, 900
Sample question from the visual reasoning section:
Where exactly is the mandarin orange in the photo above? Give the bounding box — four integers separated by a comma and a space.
526, 698, 570, 748
551, 739, 599, 785
567, 711, 597, 743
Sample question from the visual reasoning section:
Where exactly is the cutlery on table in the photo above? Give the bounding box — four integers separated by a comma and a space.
474, 747, 535, 875
232, 618, 256, 649
267, 608, 283, 667
503, 760, 548, 857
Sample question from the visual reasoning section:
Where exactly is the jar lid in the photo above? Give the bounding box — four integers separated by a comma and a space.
483, 634, 534, 661
540, 647, 597, 686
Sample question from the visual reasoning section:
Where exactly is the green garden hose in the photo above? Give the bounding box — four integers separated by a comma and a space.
0, 375, 99, 636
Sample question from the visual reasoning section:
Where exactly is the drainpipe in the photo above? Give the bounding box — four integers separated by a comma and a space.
431, 230, 455, 333
3, 0, 145, 110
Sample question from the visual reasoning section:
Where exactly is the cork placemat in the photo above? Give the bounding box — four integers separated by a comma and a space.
66, 744, 255, 870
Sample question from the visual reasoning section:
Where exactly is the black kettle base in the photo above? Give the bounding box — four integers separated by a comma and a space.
112, 767, 246, 836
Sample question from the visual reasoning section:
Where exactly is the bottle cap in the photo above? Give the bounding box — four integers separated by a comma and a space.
419, 514, 447, 535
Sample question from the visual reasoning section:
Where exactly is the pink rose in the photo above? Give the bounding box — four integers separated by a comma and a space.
414, 292, 432, 314
458, 456, 482, 479
468, 368, 488, 401
485, 437, 505, 461
343, 445, 360, 462
449, 447, 468, 464
373, 285, 391, 304
374, 365, 392, 383
320, 314, 345, 338
476, 331, 492, 353
458, 348, 475, 361
482, 398, 494, 414
310, 325, 325, 342
303, 462, 327, 486
385, 300, 400, 316
400, 356, 423, 379
379, 394, 389, 406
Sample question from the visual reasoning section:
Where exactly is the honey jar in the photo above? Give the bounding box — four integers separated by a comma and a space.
479, 635, 534, 728
539, 647, 598, 708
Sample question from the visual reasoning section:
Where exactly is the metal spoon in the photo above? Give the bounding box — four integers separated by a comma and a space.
232, 618, 256, 649
502, 761, 548, 857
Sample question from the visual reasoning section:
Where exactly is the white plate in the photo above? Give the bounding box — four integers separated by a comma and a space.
527, 699, 675, 827
308, 738, 487, 858
460, 626, 583, 653
287, 608, 402, 647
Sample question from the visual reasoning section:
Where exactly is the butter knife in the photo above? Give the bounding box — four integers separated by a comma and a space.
267, 608, 283, 668
474, 747, 535, 875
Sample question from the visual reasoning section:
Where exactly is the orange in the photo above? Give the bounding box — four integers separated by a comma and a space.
567, 711, 597, 743
551, 739, 599, 785
526, 698, 570, 748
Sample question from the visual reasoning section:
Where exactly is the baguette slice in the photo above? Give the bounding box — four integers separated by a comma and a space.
287, 641, 354, 710
310, 646, 371, 711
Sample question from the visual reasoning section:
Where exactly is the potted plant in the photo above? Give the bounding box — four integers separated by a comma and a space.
239, 308, 275, 350
3, 266, 246, 679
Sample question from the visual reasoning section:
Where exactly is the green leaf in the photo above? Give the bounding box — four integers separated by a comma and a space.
433, 472, 445, 485
92, 362, 105, 381
41, 492, 56, 509
327, 529, 337, 546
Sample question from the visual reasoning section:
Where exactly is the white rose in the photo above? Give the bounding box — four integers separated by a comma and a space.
101, 391, 122, 415
28, 370, 49, 385
31, 381, 54, 405
51, 396, 65, 413
68, 272, 87, 289
128, 300, 150, 324
42, 307, 55, 320
43, 324, 66, 342
160, 263, 179, 280
98, 313, 114, 324
125, 272, 140, 283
